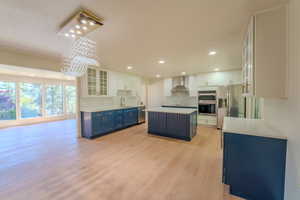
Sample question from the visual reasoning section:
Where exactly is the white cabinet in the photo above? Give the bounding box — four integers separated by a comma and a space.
243, 6, 287, 98
242, 17, 255, 96
81, 67, 109, 97
188, 75, 198, 97
198, 115, 217, 126
163, 78, 172, 96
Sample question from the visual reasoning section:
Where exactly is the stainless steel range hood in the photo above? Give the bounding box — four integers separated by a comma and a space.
171, 76, 190, 96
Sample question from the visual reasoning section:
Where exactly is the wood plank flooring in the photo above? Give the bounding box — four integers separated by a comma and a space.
0, 120, 241, 200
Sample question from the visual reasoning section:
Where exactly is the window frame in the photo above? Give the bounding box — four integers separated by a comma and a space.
65, 85, 77, 115
0, 74, 76, 124
45, 84, 64, 117
19, 82, 43, 119
0, 81, 17, 121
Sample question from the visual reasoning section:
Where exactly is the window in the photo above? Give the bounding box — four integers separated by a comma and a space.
20, 83, 42, 118
46, 85, 63, 116
99, 70, 108, 95
65, 86, 76, 114
88, 68, 96, 95
0, 81, 16, 120
0, 77, 76, 124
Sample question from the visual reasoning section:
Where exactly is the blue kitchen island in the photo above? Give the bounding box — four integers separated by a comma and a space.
147, 107, 197, 141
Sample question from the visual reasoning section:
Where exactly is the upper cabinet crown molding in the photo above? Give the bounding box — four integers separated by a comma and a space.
242, 6, 287, 99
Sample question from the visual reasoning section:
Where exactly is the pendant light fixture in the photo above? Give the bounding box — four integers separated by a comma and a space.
58, 9, 103, 77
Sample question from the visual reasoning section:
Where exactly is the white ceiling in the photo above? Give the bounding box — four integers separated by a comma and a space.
0, 0, 286, 78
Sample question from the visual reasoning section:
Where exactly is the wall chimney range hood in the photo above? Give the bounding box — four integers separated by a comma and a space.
171, 76, 190, 96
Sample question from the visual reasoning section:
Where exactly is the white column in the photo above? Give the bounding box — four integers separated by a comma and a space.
76, 77, 82, 138
41, 84, 46, 117
63, 83, 67, 116
15, 82, 21, 120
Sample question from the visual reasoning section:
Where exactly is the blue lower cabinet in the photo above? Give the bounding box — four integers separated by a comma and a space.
148, 111, 197, 141
92, 111, 114, 136
114, 110, 124, 130
123, 108, 138, 127
223, 132, 287, 200
105, 111, 114, 132
166, 113, 189, 138
81, 107, 139, 139
92, 112, 107, 135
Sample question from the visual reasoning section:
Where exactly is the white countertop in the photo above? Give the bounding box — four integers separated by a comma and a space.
223, 117, 287, 140
162, 105, 198, 108
147, 107, 197, 114
81, 105, 144, 112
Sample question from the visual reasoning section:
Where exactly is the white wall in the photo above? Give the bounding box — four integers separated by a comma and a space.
80, 69, 147, 109
263, 2, 300, 200
0, 48, 60, 72
149, 70, 242, 108
192, 70, 242, 87
147, 79, 164, 108
109, 71, 147, 103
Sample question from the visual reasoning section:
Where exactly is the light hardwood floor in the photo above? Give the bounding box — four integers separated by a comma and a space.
0, 120, 242, 200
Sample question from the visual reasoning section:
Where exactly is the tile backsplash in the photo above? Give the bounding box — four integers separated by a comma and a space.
80, 96, 140, 110
163, 96, 197, 107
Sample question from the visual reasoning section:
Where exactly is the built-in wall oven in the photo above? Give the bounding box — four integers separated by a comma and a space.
198, 91, 217, 115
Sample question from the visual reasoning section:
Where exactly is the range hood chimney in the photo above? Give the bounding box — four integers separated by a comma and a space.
171, 76, 190, 96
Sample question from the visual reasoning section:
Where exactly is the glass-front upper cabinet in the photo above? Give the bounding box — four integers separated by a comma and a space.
242, 6, 287, 98
87, 68, 97, 95
86, 67, 109, 96
99, 70, 108, 96
242, 16, 255, 96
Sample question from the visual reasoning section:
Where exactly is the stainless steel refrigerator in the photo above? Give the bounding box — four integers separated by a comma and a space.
217, 84, 245, 129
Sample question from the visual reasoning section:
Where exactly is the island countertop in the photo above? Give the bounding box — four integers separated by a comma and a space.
81, 105, 144, 113
223, 117, 287, 140
147, 107, 197, 114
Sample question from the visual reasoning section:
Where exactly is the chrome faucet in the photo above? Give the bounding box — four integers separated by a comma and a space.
120, 96, 126, 107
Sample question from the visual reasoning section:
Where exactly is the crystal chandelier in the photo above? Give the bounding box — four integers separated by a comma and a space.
59, 9, 103, 77
61, 37, 99, 77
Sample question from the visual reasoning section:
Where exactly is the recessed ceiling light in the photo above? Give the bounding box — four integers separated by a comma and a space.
65, 33, 69, 37
83, 26, 88, 31
71, 34, 76, 38
214, 68, 219, 71
158, 60, 165, 64
127, 66, 133, 70
77, 31, 82, 35
70, 29, 75, 33
89, 21, 95, 26
156, 74, 161, 78
209, 51, 217, 56
81, 19, 87, 24
75, 25, 81, 29
181, 72, 186, 75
